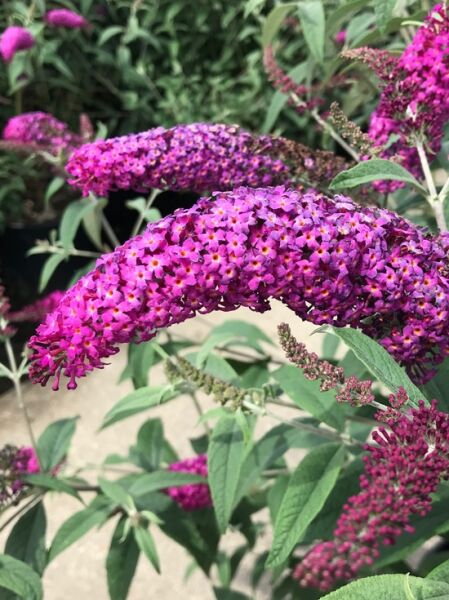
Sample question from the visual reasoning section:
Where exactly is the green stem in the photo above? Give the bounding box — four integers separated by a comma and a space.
244, 399, 364, 447
14, 90, 22, 115
415, 141, 447, 231
100, 213, 121, 248
4, 338, 40, 463
131, 189, 160, 237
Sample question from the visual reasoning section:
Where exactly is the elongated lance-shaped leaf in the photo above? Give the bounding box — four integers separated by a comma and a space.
208, 415, 246, 533
267, 443, 345, 567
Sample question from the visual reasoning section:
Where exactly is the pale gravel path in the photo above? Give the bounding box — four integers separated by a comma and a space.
0, 301, 321, 599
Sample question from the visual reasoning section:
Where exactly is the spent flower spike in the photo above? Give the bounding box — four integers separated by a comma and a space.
166, 454, 212, 511
28, 186, 449, 390
294, 401, 449, 591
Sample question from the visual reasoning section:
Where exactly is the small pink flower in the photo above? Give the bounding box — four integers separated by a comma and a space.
45, 9, 88, 29
0, 26, 35, 63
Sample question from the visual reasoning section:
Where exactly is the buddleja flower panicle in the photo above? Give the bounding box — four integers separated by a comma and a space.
28, 186, 449, 390
0, 26, 34, 63
3, 112, 81, 156
294, 400, 449, 591
367, 3, 449, 190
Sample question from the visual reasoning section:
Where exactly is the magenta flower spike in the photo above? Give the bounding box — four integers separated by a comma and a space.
65, 123, 295, 196
368, 3, 449, 189
28, 186, 449, 390
0, 26, 35, 63
45, 9, 88, 29
294, 401, 449, 591
3, 112, 82, 155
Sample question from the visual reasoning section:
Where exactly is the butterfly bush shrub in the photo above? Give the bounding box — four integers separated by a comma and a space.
4, 2, 449, 600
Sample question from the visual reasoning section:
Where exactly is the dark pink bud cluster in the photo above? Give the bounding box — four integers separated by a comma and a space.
294, 400, 449, 591
28, 186, 449, 390
367, 4, 449, 189
7, 290, 64, 324
0, 445, 39, 507
0, 26, 35, 63
45, 9, 88, 29
166, 454, 211, 511
3, 112, 81, 156
66, 123, 293, 197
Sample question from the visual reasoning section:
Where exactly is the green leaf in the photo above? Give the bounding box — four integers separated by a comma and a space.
106, 518, 140, 600
373, 0, 398, 34
262, 4, 296, 47
37, 417, 77, 471
297, 1, 326, 64
272, 364, 345, 430
420, 358, 449, 412
49, 496, 112, 561
5, 503, 47, 575
267, 475, 290, 525
59, 198, 100, 252
82, 200, 106, 250
208, 415, 246, 533
0, 554, 43, 600
236, 423, 325, 504
329, 159, 426, 193
134, 526, 160, 573
197, 319, 272, 365
266, 443, 345, 567
213, 588, 251, 600
98, 26, 124, 46
322, 333, 340, 359
302, 458, 364, 542
24, 474, 81, 500
127, 342, 156, 389
157, 500, 219, 574
98, 478, 135, 513
101, 385, 178, 429
319, 574, 449, 600
39, 253, 66, 292
135, 418, 163, 469
427, 558, 449, 584
129, 471, 205, 497
44, 176, 65, 206
324, 326, 424, 407
375, 494, 449, 569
